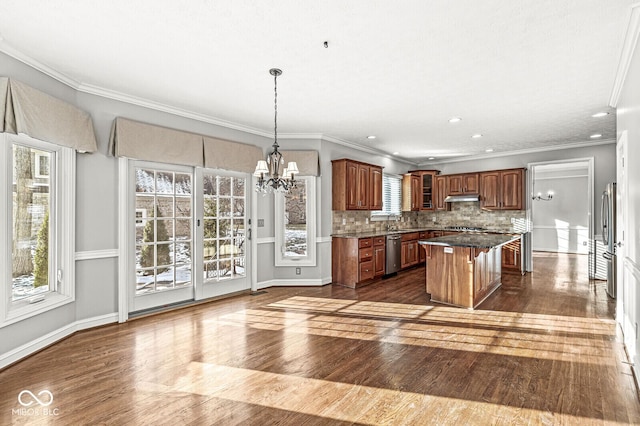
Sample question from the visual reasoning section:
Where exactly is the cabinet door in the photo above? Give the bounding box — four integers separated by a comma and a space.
369, 166, 383, 210
500, 169, 523, 210
374, 246, 386, 276
501, 239, 521, 271
412, 175, 421, 210
480, 172, 500, 209
447, 175, 464, 195
409, 241, 419, 265
420, 172, 433, 209
357, 164, 370, 209
345, 161, 359, 209
463, 173, 480, 193
401, 241, 410, 269
434, 176, 447, 210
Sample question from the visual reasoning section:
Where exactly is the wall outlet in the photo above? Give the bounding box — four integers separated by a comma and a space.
257, 219, 264, 227
342, 218, 346, 225
295, 267, 301, 275
432, 215, 437, 222
365, 218, 369, 224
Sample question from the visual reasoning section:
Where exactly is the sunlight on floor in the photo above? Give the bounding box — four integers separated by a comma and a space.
214, 296, 616, 364
157, 361, 592, 425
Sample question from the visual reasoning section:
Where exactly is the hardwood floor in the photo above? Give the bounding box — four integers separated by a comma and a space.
1, 253, 639, 425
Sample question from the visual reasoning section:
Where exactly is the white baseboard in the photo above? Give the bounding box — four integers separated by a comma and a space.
257, 276, 332, 290
0, 313, 118, 370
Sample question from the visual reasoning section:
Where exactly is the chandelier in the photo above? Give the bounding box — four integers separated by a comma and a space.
254, 68, 298, 193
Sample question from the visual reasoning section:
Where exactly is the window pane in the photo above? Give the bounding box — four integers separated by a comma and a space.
284, 180, 307, 257
201, 172, 246, 282
134, 167, 193, 295
12, 145, 52, 301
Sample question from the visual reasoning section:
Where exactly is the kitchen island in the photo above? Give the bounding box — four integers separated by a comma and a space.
419, 233, 520, 309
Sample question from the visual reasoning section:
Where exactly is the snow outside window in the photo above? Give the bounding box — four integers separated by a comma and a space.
0, 134, 75, 327
274, 176, 316, 267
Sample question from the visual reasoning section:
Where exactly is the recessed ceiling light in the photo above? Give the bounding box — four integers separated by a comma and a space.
590, 134, 602, 139
448, 117, 462, 123
591, 112, 609, 118
428, 157, 435, 160
485, 148, 494, 153
472, 134, 483, 138
392, 151, 400, 155
367, 135, 376, 139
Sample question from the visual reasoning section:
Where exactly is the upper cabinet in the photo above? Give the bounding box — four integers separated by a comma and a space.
447, 173, 479, 195
401, 173, 421, 211
332, 159, 383, 210
434, 175, 448, 210
403, 170, 439, 211
479, 168, 525, 210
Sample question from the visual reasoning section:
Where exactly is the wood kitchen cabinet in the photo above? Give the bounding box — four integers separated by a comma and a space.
332, 159, 383, 210
332, 236, 386, 287
434, 175, 449, 210
401, 232, 420, 269
447, 173, 479, 195
401, 173, 421, 211
501, 236, 522, 272
479, 168, 525, 210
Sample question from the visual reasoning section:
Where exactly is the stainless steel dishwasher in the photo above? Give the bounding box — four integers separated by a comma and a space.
385, 234, 402, 276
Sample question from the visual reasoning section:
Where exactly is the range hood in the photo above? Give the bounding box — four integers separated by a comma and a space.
444, 194, 480, 203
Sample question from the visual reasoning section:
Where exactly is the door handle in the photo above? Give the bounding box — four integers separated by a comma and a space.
248, 228, 252, 240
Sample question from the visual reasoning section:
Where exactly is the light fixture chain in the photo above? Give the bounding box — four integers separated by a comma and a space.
273, 70, 278, 148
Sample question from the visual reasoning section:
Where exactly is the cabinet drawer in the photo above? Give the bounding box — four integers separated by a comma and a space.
359, 261, 374, 281
373, 236, 385, 246
359, 238, 373, 248
402, 232, 419, 242
359, 247, 373, 261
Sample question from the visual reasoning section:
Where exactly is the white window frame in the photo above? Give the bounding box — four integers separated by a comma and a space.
371, 173, 402, 221
0, 133, 75, 327
274, 176, 316, 267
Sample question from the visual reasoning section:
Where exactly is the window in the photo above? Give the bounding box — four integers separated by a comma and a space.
371, 173, 402, 219
134, 167, 193, 295
274, 176, 316, 266
0, 133, 75, 326
201, 172, 246, 281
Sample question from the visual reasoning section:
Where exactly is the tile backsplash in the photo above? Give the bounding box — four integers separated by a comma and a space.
332, 202, 529, 234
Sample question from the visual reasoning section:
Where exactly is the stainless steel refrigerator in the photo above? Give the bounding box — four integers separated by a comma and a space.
601, 182, 617, 298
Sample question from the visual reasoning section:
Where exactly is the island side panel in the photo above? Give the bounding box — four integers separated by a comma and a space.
425, 245, 474, 308
472, 247, 503, 307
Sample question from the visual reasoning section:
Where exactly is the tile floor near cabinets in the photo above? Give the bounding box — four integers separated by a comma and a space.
0, 253, 638, 425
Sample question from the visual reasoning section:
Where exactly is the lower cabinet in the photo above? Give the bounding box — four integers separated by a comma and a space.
332, 236, 385, 288
501, 236, 522, 272
401, 232, 420, 269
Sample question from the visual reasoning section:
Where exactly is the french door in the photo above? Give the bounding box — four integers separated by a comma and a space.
194, 169, 251, 298
127, 162, 251, 314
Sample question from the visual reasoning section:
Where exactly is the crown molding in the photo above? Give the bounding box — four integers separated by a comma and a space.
610, 2, 640, 107
77, 82, 274, 139
418, 138, 616, 167
0, 39, 82, 88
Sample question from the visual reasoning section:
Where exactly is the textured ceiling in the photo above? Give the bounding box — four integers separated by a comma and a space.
0, 0, 632, 164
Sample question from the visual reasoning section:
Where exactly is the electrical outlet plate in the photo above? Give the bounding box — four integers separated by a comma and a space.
295, 267, 301, 275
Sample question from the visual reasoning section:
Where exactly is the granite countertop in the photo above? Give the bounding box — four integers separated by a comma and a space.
332, 228, 526, 238
418, 233, 521, 249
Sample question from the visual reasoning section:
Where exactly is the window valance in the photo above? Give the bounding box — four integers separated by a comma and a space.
109, 117, 204, 167
1, 77, 98, 152
109, 117, 265, 172
203, 136, 263, 173
280, 150, 320, 176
